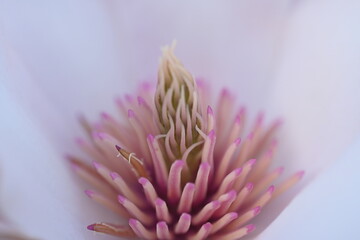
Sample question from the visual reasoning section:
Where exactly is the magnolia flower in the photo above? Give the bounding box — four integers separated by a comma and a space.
0, 1, 360, 240
68, 45, 303, 239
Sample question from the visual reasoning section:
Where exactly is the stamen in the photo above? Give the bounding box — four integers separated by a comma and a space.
206, 106, 215, 133
110, 172, 146, 208
212, 168, 242, 200
247, 144, 277, 183
249, 185, 275, 210
216, 89, 234, 132
213, 138, 241, 186
127, 109, 150, 158
193, 162, 211, 205
188, 222, 212, 240
218, 224, 255, 240
210, 212, 238, 234
234, 159, 256, 191
174, 213, 191, 234
273, 171, 305, 199
227, 107, 246, 145
67, 156, 115, 196
248, 167, 284, 201
213, 190, 237, 217
129, 219, 156, 240
234, 133, 254, 167
229, 183, 253, 211
115, 145, 149, 179
225, 206, 261, 231
167, 160, 185, 203
138, 177, 159, 207
118, 195, 154, 226
147, 135, 169, 191
192, 200, 220, 225
178, 183, 195, 214
155, 198, 172, 223
87, 222, 135, 238
201, 130, 216, 167
84, 190, 128, 217
92, 161, 117, 189
156, 221, 173, 240
75, 137, 104, 163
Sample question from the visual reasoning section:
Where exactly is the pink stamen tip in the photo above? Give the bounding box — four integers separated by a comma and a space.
138, 177, 149, 185
84, 190, 94, 198
92, 161, 101, 169
267, 185, 275, 193
239, 106, 246, 115
200, 162, 211, 171
228, 190, 237, 198
118, 195, 126, 204
97, 132, 107, 140
70, 162, 79, 171
235, 115, 241, 124
276, 167, 285, 174
274, 118, 284, 127
87, 224, 95, 231
207, 106, 213, 115
155, 198, 164, 206
129, 218, 137, 225
91, 131, 101, 140
296, 170, 305, 179
221, 88, 230, 97
266, 149, 274, 158
110, 172, 120, 180
203, 222, 212, 230
187, 183, 195, 190
158, 221, 167, 228
182, 213, 191, 220
253, 206, 262, 216
234, 167, 243, 176
115, 97, 122, 105
270, 139, 278, 148
115, 145, 122, 152
229, 212, 238, 219
147, 134, 155, 142
212, 200, 221, 208
246, 224, 256, 233
246, 183, 254, 191
75, 137, 85, 146
128, 109, 135, 118
100, 112, 110, 120
247, 159, 257, 166
208, 129, 216, 139
125, 94, 133, 103
256, 112, 264, 124
141, 81, 152, 90
234, 138, 241, 146
173, 160, 185, 168
137, 96, 145, 105
195, 78, 205, 86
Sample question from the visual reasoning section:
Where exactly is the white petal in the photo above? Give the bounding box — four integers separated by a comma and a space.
0, 1, 291, 117
244, 1, 360, 234
0, 0, 132, 119
266, 0, 360, 175
105, 1, 291, 110
0, 89, 119, 239
257, 136, 360, 239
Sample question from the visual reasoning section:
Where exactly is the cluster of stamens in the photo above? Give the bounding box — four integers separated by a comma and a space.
68, 45, 303, 240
